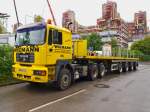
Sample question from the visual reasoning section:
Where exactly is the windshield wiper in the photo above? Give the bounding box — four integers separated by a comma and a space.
15, 42, 35, 46
25, 43, 35, 46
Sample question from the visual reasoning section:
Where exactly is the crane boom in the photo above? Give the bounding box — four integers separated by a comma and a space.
46, 0, 57, 25
13, 0, 20, 26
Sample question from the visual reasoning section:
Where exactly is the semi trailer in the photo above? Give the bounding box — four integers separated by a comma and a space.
12, 21, 139, 90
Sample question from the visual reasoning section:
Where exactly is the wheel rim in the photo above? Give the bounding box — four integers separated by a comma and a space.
131, 65, 133, 70
61, 74, 70, 88
126, 66, 128, 71
93, 69, 98, 78
101, 68, 105, 77
119, 67, 123, 73
135, 65, 137, 70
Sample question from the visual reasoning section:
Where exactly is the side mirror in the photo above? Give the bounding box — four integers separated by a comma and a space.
67, 22, 73, 30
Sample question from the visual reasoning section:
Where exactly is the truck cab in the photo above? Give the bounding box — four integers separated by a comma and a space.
12, 22, 73, 87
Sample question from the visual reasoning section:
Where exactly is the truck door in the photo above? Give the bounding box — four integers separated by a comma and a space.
47, 29, 63, 65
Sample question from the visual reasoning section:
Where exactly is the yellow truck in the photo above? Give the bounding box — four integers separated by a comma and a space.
12, 21, 139, 90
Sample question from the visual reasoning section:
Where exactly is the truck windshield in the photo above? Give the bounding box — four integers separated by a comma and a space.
15, 26, 46, 46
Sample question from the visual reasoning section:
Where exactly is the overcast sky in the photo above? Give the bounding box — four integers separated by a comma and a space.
1, 0, 150, 32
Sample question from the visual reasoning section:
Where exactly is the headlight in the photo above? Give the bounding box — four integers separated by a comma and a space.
33, 70, 46, 76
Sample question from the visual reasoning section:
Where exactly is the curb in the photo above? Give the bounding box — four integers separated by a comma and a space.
0, 81, 25, 87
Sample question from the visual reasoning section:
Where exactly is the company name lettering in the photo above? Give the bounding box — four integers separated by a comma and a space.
15, 46, 39, 53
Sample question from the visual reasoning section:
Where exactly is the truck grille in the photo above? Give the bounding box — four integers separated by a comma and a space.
16, 53, 34, 63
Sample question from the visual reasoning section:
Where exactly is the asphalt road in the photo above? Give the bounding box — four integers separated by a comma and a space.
0, 64, 150, 112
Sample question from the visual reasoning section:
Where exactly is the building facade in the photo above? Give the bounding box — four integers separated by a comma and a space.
97, 1, 129, 48
62, 1, 148, 47
62, 10, 78, 33
127, 11, 148, 41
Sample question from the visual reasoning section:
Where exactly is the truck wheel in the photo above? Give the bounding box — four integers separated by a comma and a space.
133, 62, 138, 70
88, 64, 98, 81
122, 63, 128, 72
128, 63, 133, 71
117, 63, 123, 73
57, 68, 71, 90
98, 63, 106, 79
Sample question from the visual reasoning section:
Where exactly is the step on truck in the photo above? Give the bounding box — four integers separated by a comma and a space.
12, 21, 139, 90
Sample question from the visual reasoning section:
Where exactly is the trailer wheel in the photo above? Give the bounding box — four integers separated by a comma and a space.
57, 68, 71, 90
133, 62, 138, 70
88, 64, 98, 81
117, 63, 123, 73
98, 63, 106, 79
122, 63, 128, 72
128, 63, 133, 71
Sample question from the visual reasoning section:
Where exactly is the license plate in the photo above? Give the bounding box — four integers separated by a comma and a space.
19, 68, 26, 72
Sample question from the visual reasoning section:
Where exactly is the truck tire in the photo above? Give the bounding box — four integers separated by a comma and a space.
133, 62, 138, 70
87, 64, 98, 81
98, 63, 106, 79
122, 63, 128, 72
57, 68, 71, 90
116, 63, 123, 73
128, 62, 133, 71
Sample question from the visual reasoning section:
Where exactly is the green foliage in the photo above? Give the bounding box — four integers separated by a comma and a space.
132, 50, 144, 57
0, 45, 13, 75
34, 15, 43, 23
141, 55, 150, 61
111, 38, 118, 48
0, 45, 22, 85
86, 33, 103, 51
131, 36, 150, 55
131, 36, 150, 61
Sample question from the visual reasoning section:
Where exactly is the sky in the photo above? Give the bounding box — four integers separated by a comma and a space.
1, 0, 150, 32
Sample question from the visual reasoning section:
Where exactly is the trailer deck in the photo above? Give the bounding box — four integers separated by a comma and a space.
75, 56, 139, 61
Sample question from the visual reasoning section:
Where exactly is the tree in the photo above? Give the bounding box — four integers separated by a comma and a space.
0, 45, 13, 75
0, 21, 6, 34
131, 36, 150, 55
86, 33, 103, 51
34, 15, 43, 23
110, 38, 118, 48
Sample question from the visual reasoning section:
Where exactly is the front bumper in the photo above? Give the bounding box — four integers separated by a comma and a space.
12, 64, 49, 83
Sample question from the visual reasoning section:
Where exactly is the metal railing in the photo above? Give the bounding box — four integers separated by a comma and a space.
112, 48, 140, 58
88, 48, 141, 59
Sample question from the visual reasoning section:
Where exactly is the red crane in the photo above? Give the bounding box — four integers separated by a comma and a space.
46, 0, 57, 25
